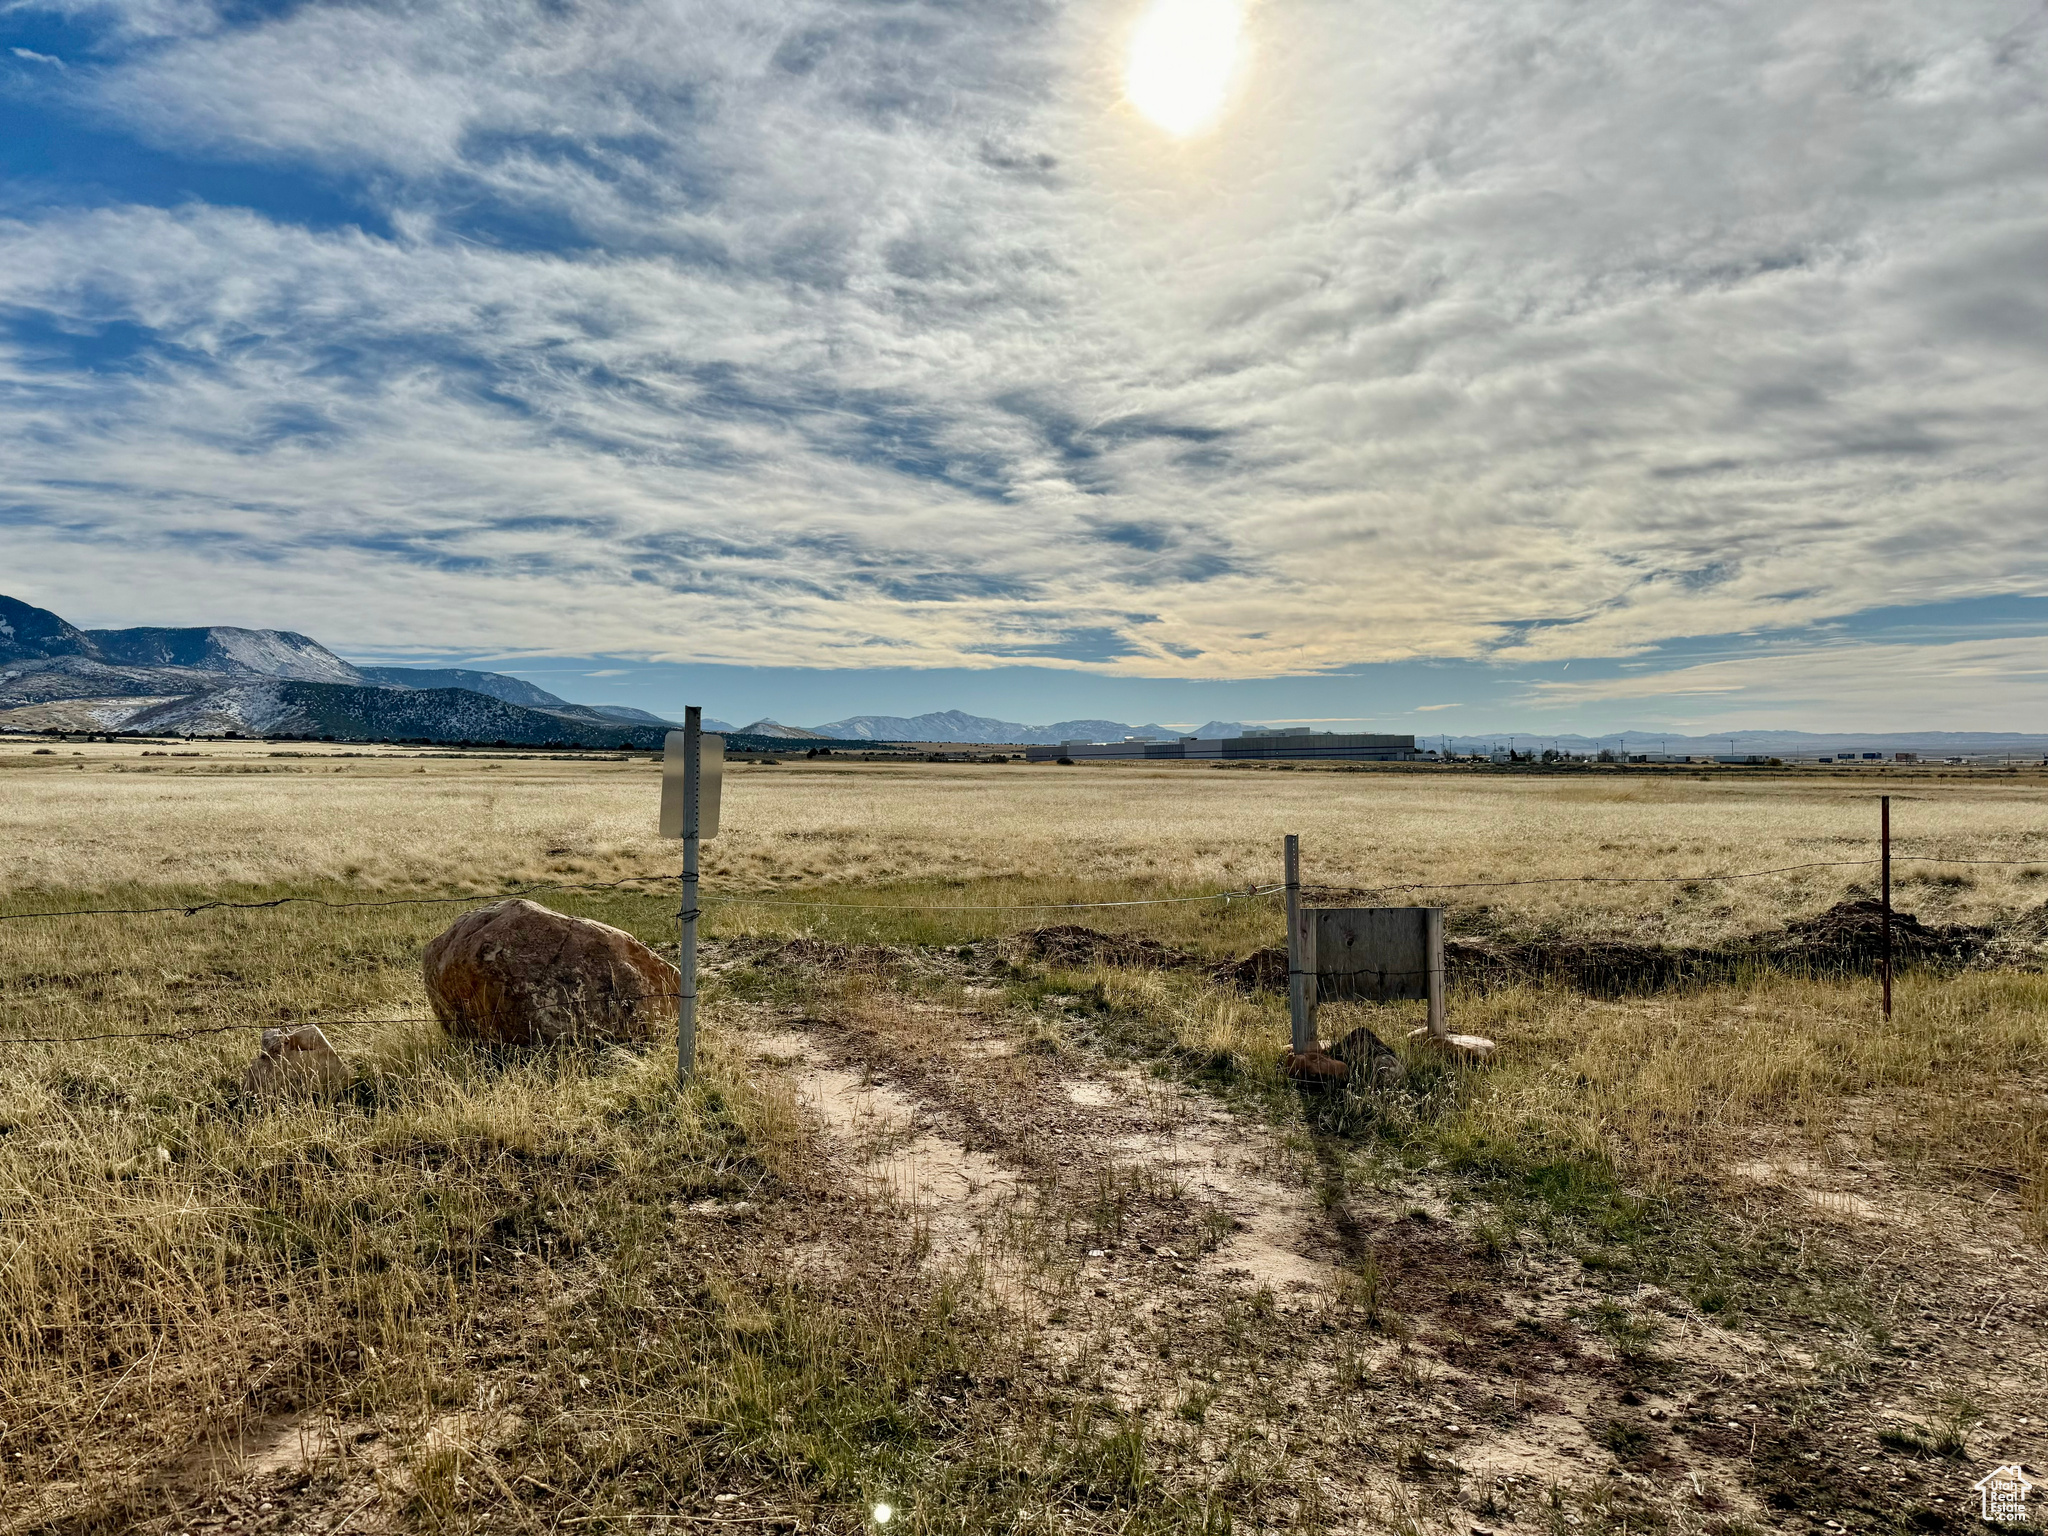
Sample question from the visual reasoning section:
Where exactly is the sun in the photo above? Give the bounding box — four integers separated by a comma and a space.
1125, 0, 1245, 137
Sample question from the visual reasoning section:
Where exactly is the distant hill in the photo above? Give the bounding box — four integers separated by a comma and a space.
0, 593, 711, 746
813, 709, 1247, 745
588, 704, 685, 727
0, 594, 100, 662
0, 655, 238, 708
120, 682, 672, 748
87, 625, 362, 684
357, 665, 569, 709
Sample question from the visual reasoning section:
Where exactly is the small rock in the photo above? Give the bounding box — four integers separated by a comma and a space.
242, 1025, 349, 1101
1406, 1026, 1497, 1059
1329, 1025, 1406, 1086
1280, 1046, 1348, 1085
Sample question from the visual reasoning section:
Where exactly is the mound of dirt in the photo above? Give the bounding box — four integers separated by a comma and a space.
1210, 947, 1287, 991
1209, 901, 1992, 1000
1766, 898, 1988, 967
1002, 925, 1205, 971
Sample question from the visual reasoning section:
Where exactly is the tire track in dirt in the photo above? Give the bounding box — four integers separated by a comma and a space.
735, 956, 2048, 1536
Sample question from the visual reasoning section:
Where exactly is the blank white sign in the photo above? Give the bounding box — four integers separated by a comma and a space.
659, 732, 724, 839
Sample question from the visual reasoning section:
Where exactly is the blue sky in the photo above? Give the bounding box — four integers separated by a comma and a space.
3, 0, 2045, 732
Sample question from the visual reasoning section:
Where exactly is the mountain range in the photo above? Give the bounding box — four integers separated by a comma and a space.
13, 595, 2042, 755
0, 594, 1240, 748
811, 709, 1247, 745
0, 594, 714, 748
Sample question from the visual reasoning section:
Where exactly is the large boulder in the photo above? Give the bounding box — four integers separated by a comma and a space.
422, 899, 677, 1047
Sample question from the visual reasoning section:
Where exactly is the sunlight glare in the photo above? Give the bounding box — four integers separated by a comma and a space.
1125, 0, 1244, 137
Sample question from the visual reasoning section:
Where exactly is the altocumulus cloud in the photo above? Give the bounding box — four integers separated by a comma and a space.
0, 0, 2043, 680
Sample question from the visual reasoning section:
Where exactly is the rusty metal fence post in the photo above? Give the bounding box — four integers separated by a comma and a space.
1284, 834, 1314, 1054
1880, 794, 1892, 1022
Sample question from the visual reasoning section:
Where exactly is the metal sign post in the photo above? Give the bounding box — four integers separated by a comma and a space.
1284, 834, 1314, 1054
680, 707, 701, 1084
1880, 794, 1893, 1022
661, 713, 724, 1085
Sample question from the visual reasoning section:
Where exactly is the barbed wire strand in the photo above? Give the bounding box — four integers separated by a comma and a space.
0, 1017, 436, 1045
0, 878, 1289, 924
705, 887, 1286, 911
2, 987, 690, 1046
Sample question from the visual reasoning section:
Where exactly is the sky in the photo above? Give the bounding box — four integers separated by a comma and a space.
1, 0, 2045, 732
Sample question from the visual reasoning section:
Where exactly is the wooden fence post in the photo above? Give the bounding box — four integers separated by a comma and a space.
1426, 906, 1447, 1039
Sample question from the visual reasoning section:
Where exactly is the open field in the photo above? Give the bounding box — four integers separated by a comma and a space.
2, 745, 2045, 1535
7, 740, 2048, 939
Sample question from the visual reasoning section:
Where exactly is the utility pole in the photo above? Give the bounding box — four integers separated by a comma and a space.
679, 705, 702, 1083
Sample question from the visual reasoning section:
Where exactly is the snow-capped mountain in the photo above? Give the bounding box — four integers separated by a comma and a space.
0, 593, 701, 743
739, 718, 828, 739
120, 681, 675, 747
87, 624, 363, 684
356, 665, 569, 709
0, 594, 99, 661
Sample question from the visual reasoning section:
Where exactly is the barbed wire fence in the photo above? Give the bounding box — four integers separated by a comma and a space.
2, 850, 2043, 1047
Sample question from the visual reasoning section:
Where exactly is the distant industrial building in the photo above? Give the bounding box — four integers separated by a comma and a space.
1024, 730, 1420, 762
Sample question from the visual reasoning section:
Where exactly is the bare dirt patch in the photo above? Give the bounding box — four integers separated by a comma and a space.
731, 940, 2048, 1535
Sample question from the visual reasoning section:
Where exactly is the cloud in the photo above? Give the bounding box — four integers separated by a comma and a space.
1522, 632, 2048, 728
0, 0, 2042, 687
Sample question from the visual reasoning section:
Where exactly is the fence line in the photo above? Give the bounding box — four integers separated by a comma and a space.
0, 1017, 438, 1045
5, 836, 2043, 1046
3, 989, 691, 1046
0, 878, 1292, 924
3, 840, 2035, 1045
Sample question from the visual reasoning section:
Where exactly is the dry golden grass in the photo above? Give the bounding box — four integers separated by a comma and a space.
3, 743, 2045, 1531
1091, 964, 2047, 1225
7, 741, 2048, 946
